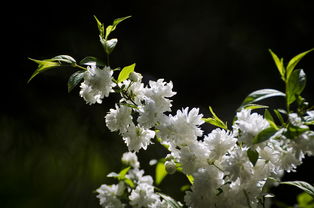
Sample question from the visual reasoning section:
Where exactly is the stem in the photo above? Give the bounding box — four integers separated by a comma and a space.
106, 54, 110, 66
72, 63, 87, 71
243, 190, 253, 208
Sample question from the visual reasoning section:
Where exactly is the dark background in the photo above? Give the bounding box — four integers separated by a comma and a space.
2, 0, 314, 207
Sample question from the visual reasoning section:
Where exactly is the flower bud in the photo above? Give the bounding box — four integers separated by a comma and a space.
129, 72, 142, 82
165, 161, 176, 174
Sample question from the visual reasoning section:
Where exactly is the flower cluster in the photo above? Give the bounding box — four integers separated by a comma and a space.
96, 152, 177, 208
82, 64, 314, 207
29, 16, 314, 208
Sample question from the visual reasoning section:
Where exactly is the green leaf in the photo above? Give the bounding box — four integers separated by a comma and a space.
186, 174, 194, 184
124, 178, 135, 188
155, 161, 167, 185
105, 15, 131, 40
239, 89, 285, 109
101, 38, 118, 55
269, 49, 285, 81
242, 104, 269, 110
112, 16, 132, 29
286, 124, 309, 139
118, 166, 131, 180
247, 148, 259, 166
253, 127, 278, 144
158, 193, 183, 208
297, 192, 314, 207
286, 48, 314, 79
79, 56, 105, 66
94, 15, 105, 38
51, 55, 76, 64
264, 109, 278, 129
67, 70, 85, 93
287, 69, 306, 105
28, 58, 61, 83
117, 63, 136, 83
180, 184, 191, 192
274, 109, 285, 125
281, 181, 314, 198
203, 106, 228, 129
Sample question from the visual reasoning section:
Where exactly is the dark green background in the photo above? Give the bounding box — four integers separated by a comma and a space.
2, 0, 314, 207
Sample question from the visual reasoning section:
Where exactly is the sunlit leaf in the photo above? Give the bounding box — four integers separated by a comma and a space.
51, 55, 76, 64
94, 15, 105, 38
67, 70, 85, 93
286, 48, 314, 79
203, 106, 228, 129
281, 181, 314, 198
239, 89, 285, 109
155, 161, 167, 185
273, 109, 285, 125
264, 109, 278, 129
79, 56, 105, 66
269, 49, 285, 81
118, 166, 131, 180
101, 38, 118, 55
28, 58, 61, 83
118, 63, 136, 83
105, 16, 131, 39
297, 192, 314, 207
186, 174, 194, 184
242, 104, 269, 110
287, 69, 306, 105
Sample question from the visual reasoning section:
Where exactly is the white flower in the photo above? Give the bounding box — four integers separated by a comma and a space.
79, 65, 115, 104
158, 108, 204, 147
233, 109, 269, 145
137, 79, 176, 128
221, 146, 253, 183
277, 147, 302, 172
204, 128, 237, 161
178, 142, 209, 175
121, 152, 140, 169
295, 131, 314, 156
79, 82, 102, 104
122, 124, 155, 152
96, 182, 125, 208
120, 79, 145, 105
184, 166, 223, 208
129, 183, 159, 208
105, 104, 133, 134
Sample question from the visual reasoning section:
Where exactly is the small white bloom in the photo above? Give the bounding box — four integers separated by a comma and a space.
96, 182, 125, 208
184, 166, 223, 208
221, 146, 253, 183
277, 147, 302, 172
233, 109, 269, 145
121, 152, 140, 168
204, 128, 237, 161
80, 65, 115, 104
178, 142, 209, 175
158, 108, 204, 147
295, 131, 314, 156
123, 124, 155, 152
105, 104, 133, 134
137, 79, 176, 128
129, 183, 159, 207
